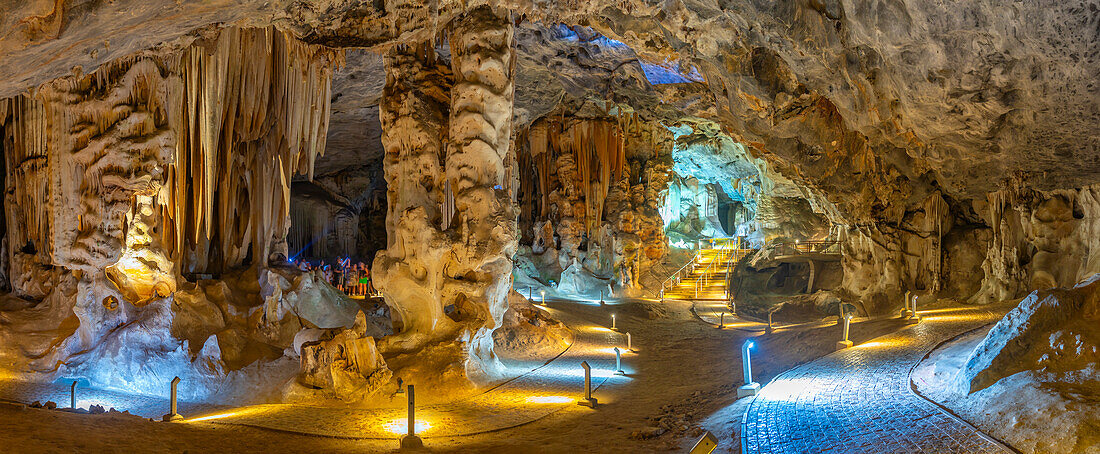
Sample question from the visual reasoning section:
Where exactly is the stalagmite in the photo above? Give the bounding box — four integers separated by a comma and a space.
444, 4, 518, 380
372, 41, 456, 352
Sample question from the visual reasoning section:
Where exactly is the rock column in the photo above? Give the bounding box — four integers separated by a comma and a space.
444, 5, 518, 380
373, 42, 457, 349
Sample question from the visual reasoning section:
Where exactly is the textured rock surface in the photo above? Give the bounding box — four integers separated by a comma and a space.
960, 275, 1100, 394
0, 0, 1098, 412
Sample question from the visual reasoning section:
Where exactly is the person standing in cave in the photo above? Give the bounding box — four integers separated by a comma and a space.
359, 262, 370, 296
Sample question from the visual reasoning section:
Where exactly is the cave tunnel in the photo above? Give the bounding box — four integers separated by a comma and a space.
0, 2, 1096, 453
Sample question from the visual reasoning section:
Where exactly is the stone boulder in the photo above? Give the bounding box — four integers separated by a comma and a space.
299, 311, 392, 402
958, 275, 1100, 394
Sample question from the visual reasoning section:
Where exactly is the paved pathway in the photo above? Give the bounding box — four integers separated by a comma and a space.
741, 306, 1016, 454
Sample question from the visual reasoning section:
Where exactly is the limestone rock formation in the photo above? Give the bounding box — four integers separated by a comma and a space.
959, 275, 1100, 394
299, 311, 392, 402
0, 0, 1097, 413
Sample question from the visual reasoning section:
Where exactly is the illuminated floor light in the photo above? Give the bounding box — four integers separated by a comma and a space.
383, 418, 432, 435
186, 411, 245, 423
525, 395, 572, 404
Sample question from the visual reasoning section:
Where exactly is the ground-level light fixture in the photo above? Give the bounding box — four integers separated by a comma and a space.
578, 361, 597, 407
614, 347, 625, 375
906, 294, 921, 324
836, 314, 854, 350
611, 313, 618, 331
162, 376, 183, 421
399, 384, 423, 449
737, 340, 760, 398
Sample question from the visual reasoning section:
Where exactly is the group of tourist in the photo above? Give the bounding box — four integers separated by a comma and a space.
291, 257, 376, 297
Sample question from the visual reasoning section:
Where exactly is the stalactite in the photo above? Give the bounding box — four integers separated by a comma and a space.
0, 25, 342, 297
3, 95, 51, 267
163, 27, 342, 273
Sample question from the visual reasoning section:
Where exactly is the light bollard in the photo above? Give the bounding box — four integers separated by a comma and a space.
162, 376, 183, 421
718, 312, 724, 329
626, 332, 634, 352
540, 290, 546, 305
906, 294, 921, 324
70, 381, 76, 410
578, 361, 598, 407
600, 290, 605, 306
614, 347, 625, 375
836, 314, 854, 350
399, 384, 423, 448
611, 314, 618, 331
765, 312, 774, 335
737, 340, 760, 398
902, 290, 914, 319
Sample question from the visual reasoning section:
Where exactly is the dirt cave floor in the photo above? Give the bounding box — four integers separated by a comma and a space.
0, 296, 923, 453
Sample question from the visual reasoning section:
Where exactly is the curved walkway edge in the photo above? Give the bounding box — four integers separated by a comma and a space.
907, 324, 1020, 453
740, 305, 1016, 454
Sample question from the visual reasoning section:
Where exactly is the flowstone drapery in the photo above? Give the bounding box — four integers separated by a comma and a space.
0, 27, 354, 401
374, 5, 517, 382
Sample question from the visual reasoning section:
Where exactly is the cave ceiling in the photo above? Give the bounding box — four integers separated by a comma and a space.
3, 0, 1097, 226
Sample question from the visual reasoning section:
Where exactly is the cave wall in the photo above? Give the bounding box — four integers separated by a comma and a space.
0, 26, 353, 400
972, 184, 1100, 303
516, 111, 672, 294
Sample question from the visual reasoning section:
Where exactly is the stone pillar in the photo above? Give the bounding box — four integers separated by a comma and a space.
443, 5, 518, 381
374, 5, 518, 383
373, 42, 457, 350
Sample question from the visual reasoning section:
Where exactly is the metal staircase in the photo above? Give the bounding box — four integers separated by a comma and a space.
660, 238, 753, 301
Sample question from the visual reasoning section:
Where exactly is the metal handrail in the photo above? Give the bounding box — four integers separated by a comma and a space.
662, 237, 748, 300
771, 240, 840, 256
660, 250, 703, 298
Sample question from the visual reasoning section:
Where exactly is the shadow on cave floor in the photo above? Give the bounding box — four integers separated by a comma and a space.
0, 295, 1000, 453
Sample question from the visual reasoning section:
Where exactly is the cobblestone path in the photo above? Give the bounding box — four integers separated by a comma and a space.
741, 306, 1015, 454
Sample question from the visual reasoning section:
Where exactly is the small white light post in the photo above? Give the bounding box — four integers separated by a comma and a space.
611, 314, 618, 331
600, 290, 605, 306
836, 314, 854, 350
907, 294, 921, 324
626, 332, 634, 352
540, 290, 546, 305
737, 340, 760, 397
162, 376, 183, 421
70, 381, 76, 410
614, 347, 625, 375
578, 361, 598, 407
718, 312, 725, 329
765, 312, 774, 335
399, 384, 423, 448
902, 290, 914, 319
